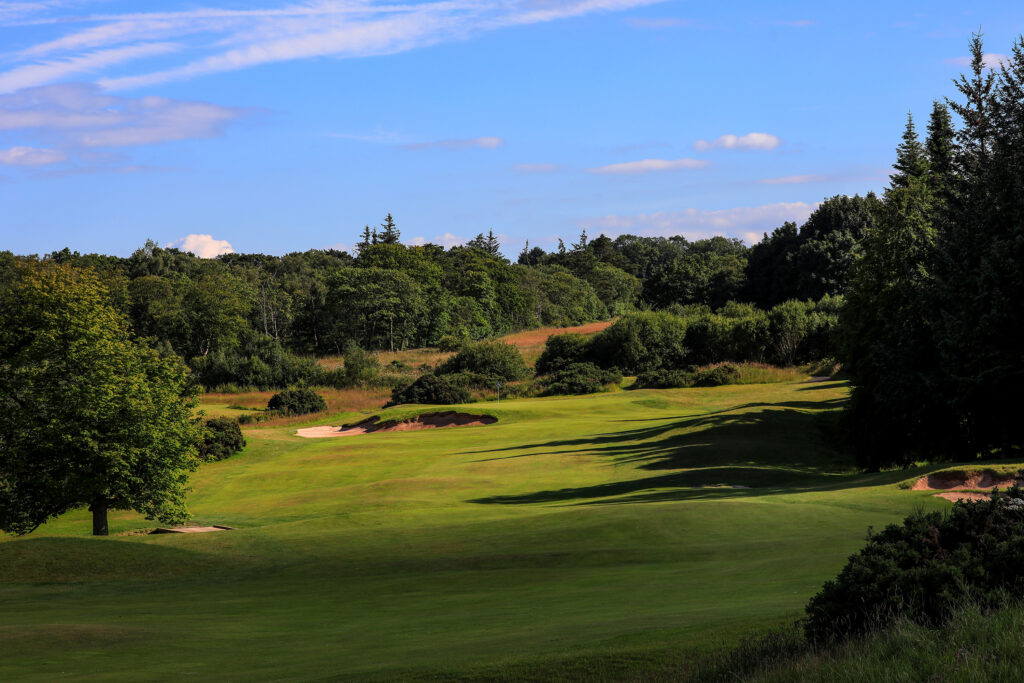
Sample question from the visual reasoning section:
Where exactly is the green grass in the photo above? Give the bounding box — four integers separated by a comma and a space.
0, 379, 1001, 680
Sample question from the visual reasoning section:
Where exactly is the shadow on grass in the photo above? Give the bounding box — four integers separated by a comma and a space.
466, 396, 882, 506
796, 382, 847, 392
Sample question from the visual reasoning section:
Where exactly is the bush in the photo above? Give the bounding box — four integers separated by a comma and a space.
633, 368, 696, 389
539, 363, 622, 396
804, 489, 1024, 643
267, 387, 327, 415
535, 333, 591, 375
388, 374, 471, 406
435, 341, 530, 381
342, 341, 380, 385
436, 334, 464, 352
199, 417, 246, 461
587, 311, 689, 375
693, 363, 741, 387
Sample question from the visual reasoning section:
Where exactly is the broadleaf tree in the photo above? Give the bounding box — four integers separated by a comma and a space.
0, 262, 202, 536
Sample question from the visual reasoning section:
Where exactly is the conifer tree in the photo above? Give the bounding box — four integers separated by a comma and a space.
379, 213, 400, 244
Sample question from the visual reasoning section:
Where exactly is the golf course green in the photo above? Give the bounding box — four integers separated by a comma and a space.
0, 381, 957, 680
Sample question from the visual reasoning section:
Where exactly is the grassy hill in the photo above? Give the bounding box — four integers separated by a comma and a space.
0, 380, 961, 680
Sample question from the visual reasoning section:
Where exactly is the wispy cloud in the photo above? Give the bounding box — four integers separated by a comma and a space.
511, 162, 560, 173
0, 42, 179, 93
406, 232, 464, 248
583, 201, 817, 241
758, 174, 825, 185
1, 0, 669, 91
166, 233, 234, 258
0, 145, 67, 165
694, 132, 780, 151
0, 83, 249, 169
588, 157, 710, 174
401, 136, 503, 151
944, 53, 1009, 70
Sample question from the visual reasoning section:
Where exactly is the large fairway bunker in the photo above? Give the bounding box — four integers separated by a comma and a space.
296, 410, 497, 438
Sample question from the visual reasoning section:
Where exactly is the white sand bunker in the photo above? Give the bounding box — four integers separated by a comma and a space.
296, 411, 497, 438
151, 525, 234, 534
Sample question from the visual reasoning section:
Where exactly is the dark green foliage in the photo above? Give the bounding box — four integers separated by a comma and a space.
805, 489, 1024, 642
587, 311, 689, 375
435, 341, 530, 381
693, 364, 740, 387
388, 373, 471, 406
633, 368, 696, 389
341, 341, 380, 386
436, 334, 464, 352
199, 418, 246, 462
267, 388, 327, 415
539, 363, 621, 396
535, 333, 591, 375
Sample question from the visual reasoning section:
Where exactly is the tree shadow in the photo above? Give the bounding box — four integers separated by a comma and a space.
467, 398, 871, 506
797, 382, 847, 392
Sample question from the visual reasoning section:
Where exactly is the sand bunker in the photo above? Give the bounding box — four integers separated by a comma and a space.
932, 491, 992, 503
296, 411, 497, 438
911, 469, 1024, 491
151, 525, 234, 534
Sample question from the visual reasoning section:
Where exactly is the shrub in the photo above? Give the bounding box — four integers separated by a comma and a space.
199, 417, 246, 461
435, 341, 530, 381
634, 368, 696, 389
388, 374, 471, 406
342, 341, 380, 385
436, 334, 464, 352
693, 363, 741, 387
539, 363, 621, 396
804, 489, 1024, 643
535, 333, 591, 375
587, 311, 689, 375
267, 387, 327, 415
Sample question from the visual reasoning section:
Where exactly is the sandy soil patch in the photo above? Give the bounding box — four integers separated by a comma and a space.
912, 469, 1024, 491
296, 411, 497, 438
933, 491, 992, 503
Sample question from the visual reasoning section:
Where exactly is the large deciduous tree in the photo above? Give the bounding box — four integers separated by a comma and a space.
0, 262, 201, 536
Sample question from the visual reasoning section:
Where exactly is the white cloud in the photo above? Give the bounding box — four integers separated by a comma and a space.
694, 132, 780, 151
512, 162, 560, 173
406, 232, 464, 248
0, 42, 179, 94
944, 53, 1009, 70
0, 83, 249, 168
0, 0, 668, 91
583, 201, 818, 241
401, 136, 503, 151
588, 157, 710, 174
0, 145, 67, 165
166, 234, 234, 258
758, 174, 825, 184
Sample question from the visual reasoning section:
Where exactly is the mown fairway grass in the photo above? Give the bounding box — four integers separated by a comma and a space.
0, 380, 969, 680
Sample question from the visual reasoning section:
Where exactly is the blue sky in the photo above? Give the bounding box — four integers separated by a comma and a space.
1, 0, 1021, 258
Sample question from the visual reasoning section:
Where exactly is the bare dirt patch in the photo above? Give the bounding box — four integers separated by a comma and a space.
296, 411, 497, 438
912, 469, 1024, 491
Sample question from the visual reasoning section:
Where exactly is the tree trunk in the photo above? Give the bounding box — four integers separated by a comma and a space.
91, 500, 109, 536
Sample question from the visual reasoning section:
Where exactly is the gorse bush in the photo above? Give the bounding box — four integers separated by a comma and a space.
388, 373, 471, 406
804, 488, 1024, 643
435, 341, 530, 381
267, 387, 327, 415
539, 363, 621, 396
588, 311, 689, 375
199, 417, 246, 461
